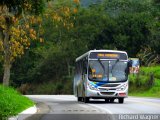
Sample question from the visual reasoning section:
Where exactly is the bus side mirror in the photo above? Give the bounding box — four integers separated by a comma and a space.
128, 60, 132, 68
128, 58, 140, 74
127, 60, 132, 74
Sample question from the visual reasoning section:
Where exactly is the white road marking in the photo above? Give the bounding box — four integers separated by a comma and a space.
88, 104, 112, 114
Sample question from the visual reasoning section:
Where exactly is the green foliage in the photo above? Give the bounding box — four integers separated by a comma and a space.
129, 66, 160, 98
18, 77, 73, 95
0, 85, 34, 118
0, 0, 159, 94
140, 66, 160, 79
0, 0, 45, 15
91, 0, 158, 57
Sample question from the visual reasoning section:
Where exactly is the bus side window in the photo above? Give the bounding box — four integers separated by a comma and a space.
83, 59, 87, 74
75, 63, 78, 75
79, 61, 81, 75
78, 60, 82, 75
77, 61, 79, 75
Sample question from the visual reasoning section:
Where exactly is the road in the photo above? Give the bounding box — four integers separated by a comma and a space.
26, 95, 160, 120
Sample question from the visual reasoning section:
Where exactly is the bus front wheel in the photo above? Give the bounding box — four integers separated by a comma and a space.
110, 98, 115, 103
78, 97, 82, 102
118, 98, 124, 104
105, 98, 109, 103
84, 97, 89, 103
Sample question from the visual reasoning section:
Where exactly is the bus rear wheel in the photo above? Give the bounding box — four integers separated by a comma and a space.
84, 97, 89, 103
78, 97, 82, 102
118, 98, 124, 104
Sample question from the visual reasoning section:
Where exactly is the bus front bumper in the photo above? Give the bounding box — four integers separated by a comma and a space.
86, 87, 128, 98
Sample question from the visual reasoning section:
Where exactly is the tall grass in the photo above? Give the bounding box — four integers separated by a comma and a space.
0, 85, 34, 119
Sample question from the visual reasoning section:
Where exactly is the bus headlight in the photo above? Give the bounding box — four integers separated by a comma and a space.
117, 84, 127, 91
88, 83, 98, 91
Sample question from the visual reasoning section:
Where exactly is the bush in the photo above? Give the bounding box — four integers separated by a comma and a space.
129, 66, 160, 97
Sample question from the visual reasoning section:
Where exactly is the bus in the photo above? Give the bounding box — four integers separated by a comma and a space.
74, 50, 132, 103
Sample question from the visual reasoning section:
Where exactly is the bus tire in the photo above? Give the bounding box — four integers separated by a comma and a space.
84, 97, 89, 103
110, 98, 115, 103
105, 98, 109, 103
78, 97, 82, 102
118, 98, 124, 104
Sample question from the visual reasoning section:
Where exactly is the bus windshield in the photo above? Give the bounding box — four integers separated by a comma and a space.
88, 60, 128, 82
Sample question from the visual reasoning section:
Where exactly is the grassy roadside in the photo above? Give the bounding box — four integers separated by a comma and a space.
129, 66, 160, 98
0, 85, 34, 119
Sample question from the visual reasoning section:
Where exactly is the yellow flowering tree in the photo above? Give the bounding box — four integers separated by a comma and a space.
0, 0, 79, 86
0, 0, 45, 86
46, 0, 79, 29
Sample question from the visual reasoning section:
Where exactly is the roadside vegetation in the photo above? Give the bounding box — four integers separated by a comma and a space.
0, 0, 159, 97
0, 85, 34, 119
129, 66, 160, 98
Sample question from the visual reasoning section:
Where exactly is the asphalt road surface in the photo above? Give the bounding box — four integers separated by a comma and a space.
26, 95, 160, 120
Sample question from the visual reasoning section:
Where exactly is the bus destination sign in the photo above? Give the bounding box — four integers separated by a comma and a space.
97, 53, 119, 58
89, 52, 127, 60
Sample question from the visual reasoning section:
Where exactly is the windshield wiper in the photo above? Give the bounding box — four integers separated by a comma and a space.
111, 58, 119, 73
98, 58, 106, 80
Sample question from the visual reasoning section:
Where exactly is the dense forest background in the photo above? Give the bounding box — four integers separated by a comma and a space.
0, 0, 159, 94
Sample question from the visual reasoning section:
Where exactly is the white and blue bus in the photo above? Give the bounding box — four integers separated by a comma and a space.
74, 50, 131, 103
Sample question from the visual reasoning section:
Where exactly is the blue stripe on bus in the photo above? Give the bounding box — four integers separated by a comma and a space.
90, 81, 107, 87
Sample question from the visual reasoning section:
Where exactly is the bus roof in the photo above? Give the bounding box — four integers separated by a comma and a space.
76, 50, 127, 62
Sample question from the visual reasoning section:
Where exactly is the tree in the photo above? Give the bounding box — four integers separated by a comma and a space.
0, 0, 45, 86
0, 0, 79, 86
90, 0, 158, 57
7, 0, 160, 94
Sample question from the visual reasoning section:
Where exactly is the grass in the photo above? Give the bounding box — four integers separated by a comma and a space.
129, 66, 160, 98
0, 85, 34, 119
140, 66, 160, 79
129, 82, 160, 98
